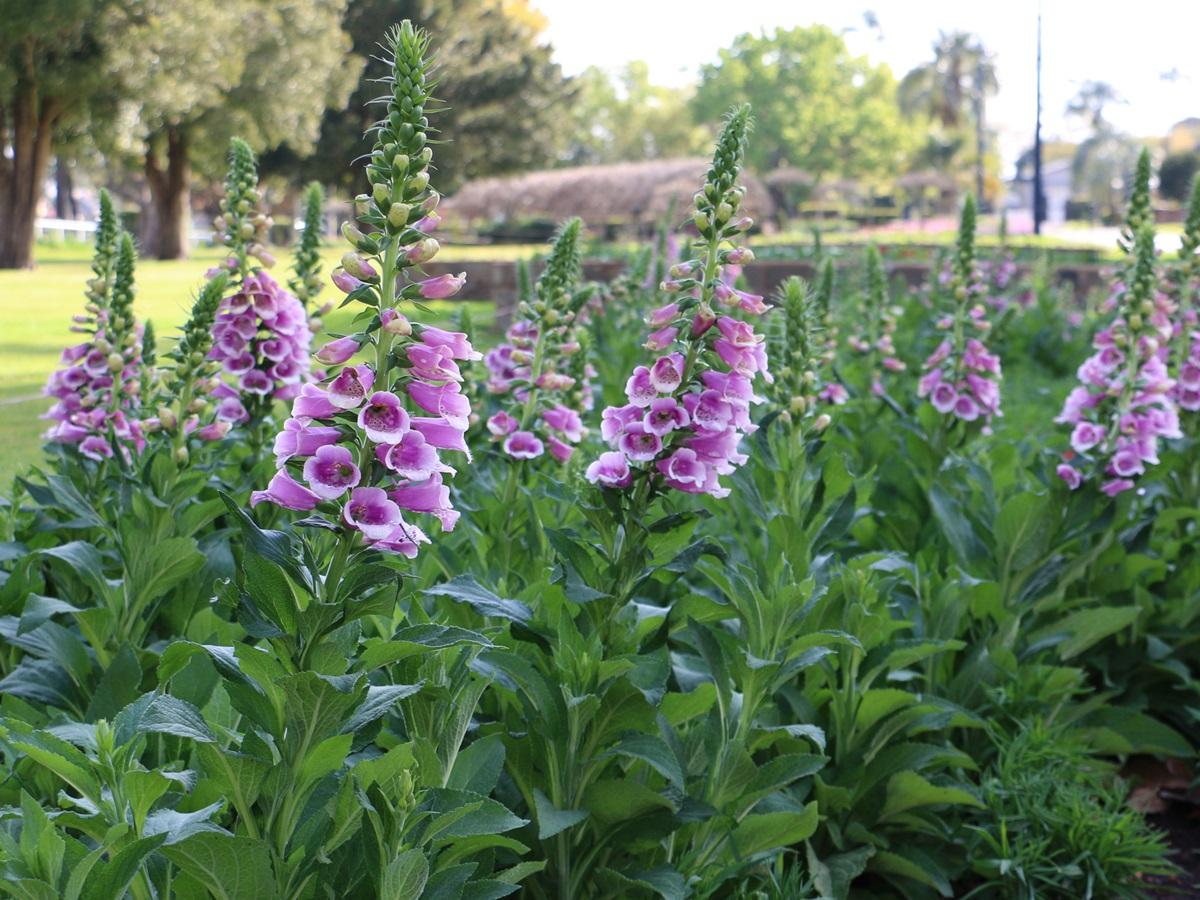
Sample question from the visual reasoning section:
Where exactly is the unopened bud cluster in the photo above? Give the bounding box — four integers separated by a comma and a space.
214, 138, 275, 273
847, 245, 904, 396
767, 277, 835, 432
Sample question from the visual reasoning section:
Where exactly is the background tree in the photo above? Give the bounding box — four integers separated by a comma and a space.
284, 0, 573, 196
1065, 81, 1138, 221
692, 26, 915, 182
1158, 152, 1199, 204
898, 31, 997, 200
0, 0, 112, 269
563, 62, 709, 166
100, 0, 358, 260
1066, 80, 1123, 132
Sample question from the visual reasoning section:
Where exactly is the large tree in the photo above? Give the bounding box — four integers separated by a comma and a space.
101, 0, 358, 259
0, 0, 111, 269
563, 62, 709, 166
692, 26, 915, 181
898, 31, 997, 199
278, 0, 573, 195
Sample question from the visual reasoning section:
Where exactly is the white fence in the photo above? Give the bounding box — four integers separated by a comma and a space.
35, 218, 215, 243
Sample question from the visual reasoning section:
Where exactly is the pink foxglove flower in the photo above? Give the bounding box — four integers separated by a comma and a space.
484, 219, 591, 461
589, 105, 766, 500
252, 24, 475, 557
1056, 225, 1177, 493
918, 197, 1003, 429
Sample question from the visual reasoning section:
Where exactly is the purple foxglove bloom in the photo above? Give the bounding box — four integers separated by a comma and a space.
644, 326, 678, 351
407, 343, 463, 382
291, 384, 338, 419
656, 448, 708, 493
546, 435, 573, 463
503, 430, 544, 460
649, 354, 685, 394
420, 326, 482, 361
383, 431, 445, 481
195, 421, 231, 441
332, 268, 364, 294
618, 422, 662, 462
487, 410, 519, 436
820, 383, 849, 405
917, 369, 942, 398
930, 382, 958, 414
251, 470, 321, 511
716, 316, 760, 348
224, 353, 255, 375
270, 358, 305, 385
1070, 422, 1104, 453
260, 338, 290, 362
647, 302, 680, 328
1057, 463, 1082, 490
374, 519, 432, 558
1101, 478, 1135, 496
217, 397, 250, 424
683, 390, 733, 433
600, 404, 641, 443
685, 427, 747, 475
273, 419, 341, 462
241, 370, 274, 395
343, 487, 402, 540
535, 372, 575, 391
625, 366, 657, 407
691, 307, 717, 337
408, 380, 470, 429
358, 391, 411, 443
643, 397, 690, 436
79, 435, 113, 461
316, 335, 361, 365
328, 365, 375, 409
953, 394, 980, 421
585, 451, 632, 488
302, 444, 361, 499
542, 405, 584, 442
411, 416, 472, 460
390, 473, 457, 531
417, 272, 466, 300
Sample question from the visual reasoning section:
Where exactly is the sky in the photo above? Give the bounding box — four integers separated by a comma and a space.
531, 0, 1200, 174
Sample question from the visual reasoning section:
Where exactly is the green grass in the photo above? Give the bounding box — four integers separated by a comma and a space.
0, 244, 499, 486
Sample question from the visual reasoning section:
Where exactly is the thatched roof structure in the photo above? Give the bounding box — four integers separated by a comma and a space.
442, 158, 775, 232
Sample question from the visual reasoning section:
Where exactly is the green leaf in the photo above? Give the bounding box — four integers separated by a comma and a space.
880, 771, 982, 820
85, 645, 143, 723
113, 693, 216, 745
423, 789, 528, 838
929, 484, 988, 571
37, 542, 111, 603
80, 834, 166, 900
279, 672, 364, 756
422, 575, 532, 624
729, 803, 819, 857
342, 683, 423, 734
1031, 605, 1141, 660
581, 778, 673, 827
533, 789, 589, 839
604, 734, 684, 789
142, 802, 226, 845
160, 833, 277, 900
125, 537, 205, 614
660, 684, 717, 726
0, 721, 101, 800
17, 595, 80, 636
360, 625, 492, 670
994, 492, 1054, 573
447, 734, 506, 796
380, 849, 428, 900
870, 847, 953, 896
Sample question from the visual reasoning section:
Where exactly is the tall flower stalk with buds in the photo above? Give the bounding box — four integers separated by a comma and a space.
207, 140, 312, 450
583, 105, 769, 616
917, 195, 1002, 429
44, 205, 146, 463
485, 218, 588, 463
1170, 176, 1200, 415
848, 245, 904, 396
1056, 225, 1179, 495
290, 181, 325, 310
767, 276, 834, 438
253, 20, 477, 570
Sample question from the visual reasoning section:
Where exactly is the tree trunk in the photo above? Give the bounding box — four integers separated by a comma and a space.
144, 126, 191, 260
54, 156, 77, 219
0, 48, 60, 269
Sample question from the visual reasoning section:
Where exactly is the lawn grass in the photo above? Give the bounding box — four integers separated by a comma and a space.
0, 243, 500, 487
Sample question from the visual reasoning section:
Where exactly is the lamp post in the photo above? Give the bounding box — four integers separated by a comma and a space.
1033, 8, 1046, 235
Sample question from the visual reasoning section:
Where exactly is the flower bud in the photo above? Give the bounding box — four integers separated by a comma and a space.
157, 405, 178, 430
408, 170, 429, 193
373, 183, 390, 205
729, 216, 753, 233
380, 308, 412, 335
342, 222, 365, 244
107, 353, 124, 373
388, 203, 412, 228
405, 238, 439, 264
392, 154, 410, 176
174, 446, 189, 465
813, 413, 832, 432
332, 268, 363, 294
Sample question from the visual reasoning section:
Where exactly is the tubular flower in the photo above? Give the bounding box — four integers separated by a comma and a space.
43, 210, 147, 461
484, 219, 591, 462
587, 104, 767, 500
1056, 225, 1178, 494
918, 195, 1003, 427
252, 21, 474, 555
848, 245, 904, 396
